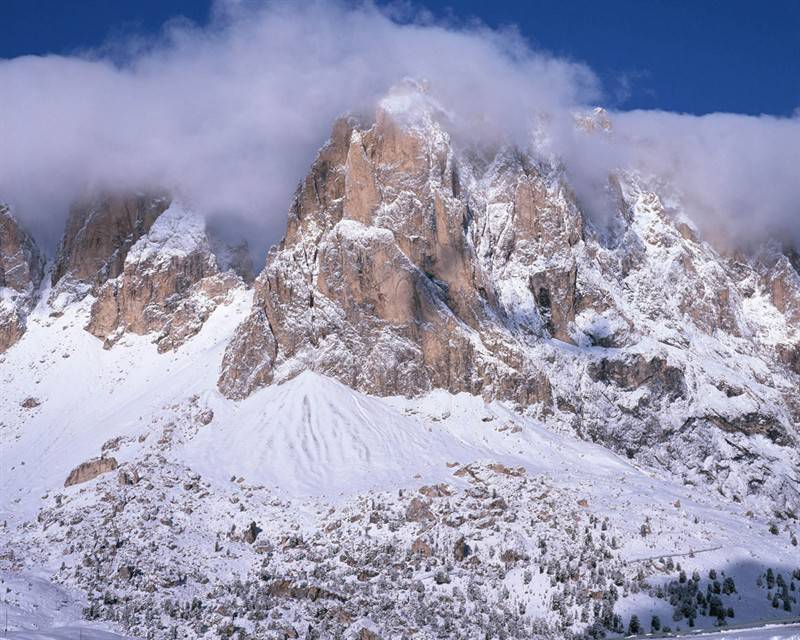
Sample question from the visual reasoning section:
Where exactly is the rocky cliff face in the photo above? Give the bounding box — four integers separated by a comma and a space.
0, 204, 44, 352
87, 201, 244, 351
220, 84, 800, 513
1, 190, 245, 354
52, 193, 170, 289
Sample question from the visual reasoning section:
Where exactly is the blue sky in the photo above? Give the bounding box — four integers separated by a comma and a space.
2, 0, 799, 116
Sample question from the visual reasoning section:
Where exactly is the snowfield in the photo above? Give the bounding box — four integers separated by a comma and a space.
1, 277, 798, 639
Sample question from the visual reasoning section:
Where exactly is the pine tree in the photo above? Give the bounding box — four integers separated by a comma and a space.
651, 615, 661, 632
722, 576, 736, 595
767, 568, 776, 589
628, 614, 641, 635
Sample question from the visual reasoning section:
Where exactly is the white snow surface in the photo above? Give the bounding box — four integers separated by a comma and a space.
124, 201, 207, 267
1, 271, 798, 638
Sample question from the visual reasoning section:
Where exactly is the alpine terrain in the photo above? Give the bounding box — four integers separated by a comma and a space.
1, 83, 799, 640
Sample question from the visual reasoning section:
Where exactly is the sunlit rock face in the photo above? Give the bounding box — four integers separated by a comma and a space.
47, 191, 251, 351
0, 204, 44, 352
85, 201, 245, 351
220, 83, 800, 514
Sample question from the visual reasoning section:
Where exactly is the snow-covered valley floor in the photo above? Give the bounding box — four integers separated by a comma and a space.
1, 292, 798, 639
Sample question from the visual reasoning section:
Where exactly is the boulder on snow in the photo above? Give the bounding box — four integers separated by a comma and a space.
64, 457, 118, 487
117, 468, 140, 486
243, 521, 262, 544
453, 536, 470, 561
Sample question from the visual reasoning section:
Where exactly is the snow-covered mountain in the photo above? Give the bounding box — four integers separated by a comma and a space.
1, 84, 799, 640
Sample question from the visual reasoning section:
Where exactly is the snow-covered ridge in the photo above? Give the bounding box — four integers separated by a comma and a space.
124, 201, 208, 267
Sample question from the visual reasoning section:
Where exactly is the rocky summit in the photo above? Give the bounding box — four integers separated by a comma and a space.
0, 84, 798, 640
220, 85, 799, 515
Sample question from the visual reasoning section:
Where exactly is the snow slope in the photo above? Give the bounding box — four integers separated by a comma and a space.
1, 274, 798, 639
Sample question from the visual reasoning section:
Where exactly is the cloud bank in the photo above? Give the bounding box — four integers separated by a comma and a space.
0, 0, 798, 256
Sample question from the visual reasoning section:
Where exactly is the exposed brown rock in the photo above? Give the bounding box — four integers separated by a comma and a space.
411, 537, 432, 557
53, 193, 169, 287
453, 536, 470, 561
405, 497, 434, 523
0, 311, 25, 354
0, 205, 44, 292
343, 130, 381, 224
267, 579, 341, 602
702, 413, 790, 446
418, 483, 452, 498
243, 521, 262, 544
87, 248, 214, 346
86, 205, 241, 350
218, 101, 556, 405
766, 255, 800, 325
587, 354, 685, 399
499, 548, 527, 565
0, 204, 44, 352
117, 468, 140, 486
776, 343, 800, 375
64, 457, 118, 487
218, 308, 278, 398
487, 463, 526, 477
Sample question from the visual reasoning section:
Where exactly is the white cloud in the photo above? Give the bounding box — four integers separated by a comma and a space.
0, 0, 797, 256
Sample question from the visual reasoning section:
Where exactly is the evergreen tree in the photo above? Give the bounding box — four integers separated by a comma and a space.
650, 615, 661, 632
628, 614, 641, 635
722, 577, 736, 595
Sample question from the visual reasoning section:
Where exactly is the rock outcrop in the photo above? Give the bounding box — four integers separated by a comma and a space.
219, 88, 556, 404
52, 192, 170, 289
219, 83, 800, 513
0, 204, 44, 352
86, 201, 243, 351
64, 456, 118, 487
